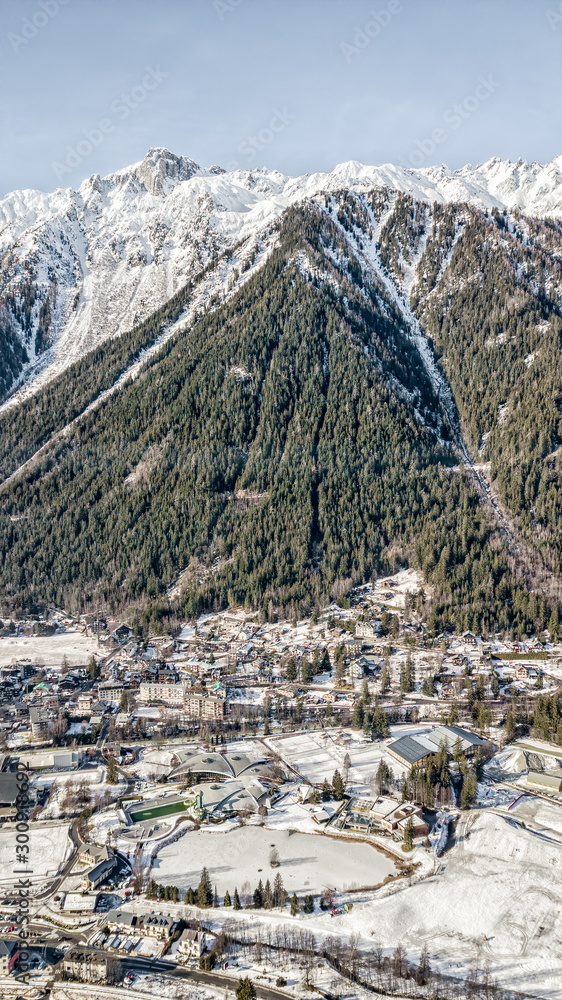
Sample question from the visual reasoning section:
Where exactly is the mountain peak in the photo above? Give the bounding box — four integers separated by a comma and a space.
133, 146, 201, 195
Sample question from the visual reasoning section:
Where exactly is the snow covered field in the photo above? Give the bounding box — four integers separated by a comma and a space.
267, 730, 407, 792
0, 823, 71, 883
0, 629, 98, 667
511, 795, 562, 837
369, 568, 423, 609
325, 810, 562, 998
32, 765, 127, 820
33, 766, 104, 790
51, 984, 222, 1000
153, 825, 396, 896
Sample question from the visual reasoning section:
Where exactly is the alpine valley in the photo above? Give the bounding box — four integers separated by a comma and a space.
1, 148, 562, 631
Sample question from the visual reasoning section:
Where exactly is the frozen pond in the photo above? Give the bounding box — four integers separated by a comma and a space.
153, 825, 396, 897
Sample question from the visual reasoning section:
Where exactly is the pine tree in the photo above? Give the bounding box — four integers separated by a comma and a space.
448, 702, 459, 725
437, 741, 450, 786
213, 885, 219, 907
253, 879, 264, 908
403, 814, 415, 851
400, 653, 414, 692
303, 893, 314, 913
322, 778, 331, 801
196, 867, 213, 907
351, 700, 364, 729
273, 872, 286, 907
106, 756, 118, 784
332, 769, 345, 800
461, 770, 477, 809
548, 606, 559, 643
372, 704, 389, 738
236, 978, 256, 1000
186, 887, 195, 905
380, 665, 391, 694
224, 889, 231, 907
263, 879, 273, 909
285, 658, 297, 681
452, 736, 463, 763
233, 887, 241, 910
290, 892, 299, 916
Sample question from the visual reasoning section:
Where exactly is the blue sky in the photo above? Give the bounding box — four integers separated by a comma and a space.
0, 0, 559, 195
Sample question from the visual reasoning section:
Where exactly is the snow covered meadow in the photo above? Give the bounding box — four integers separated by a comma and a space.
0, 822, 71, 883
0, 630, 98, 668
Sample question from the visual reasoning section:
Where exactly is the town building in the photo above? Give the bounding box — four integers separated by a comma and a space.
17, 749, 85, 770
388, 725, 487, 768
527, 769, 562, 792
0, 939, 19, 975
355, 622, 379, 638
106, 908, 178, 941
62, 947, 109, 982
340, 796, 428, 838
29, 706, 49, 741
0, 772, 37, 822
177, 928, 206, 960
183, 692, 227, 719
138, 681, 187, 705
97, 683, 125, 703
80, 854, 117, 890
78, 843, 114, 867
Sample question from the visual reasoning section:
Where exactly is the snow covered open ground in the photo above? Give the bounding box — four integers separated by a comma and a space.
0, 822, 71, 883
153, 825, 396, 896
511, 795, 562, 837
0, 629, 98, 667
266, 730, 407, 792
323, 810, 562, 998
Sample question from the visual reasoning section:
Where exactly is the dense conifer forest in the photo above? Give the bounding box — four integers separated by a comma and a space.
1, 194, 561, 633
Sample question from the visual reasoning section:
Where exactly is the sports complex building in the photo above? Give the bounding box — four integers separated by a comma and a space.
388, 725, 487, 768
124, 748, 272, 825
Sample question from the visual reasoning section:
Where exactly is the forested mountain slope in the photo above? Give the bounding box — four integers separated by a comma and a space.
1, 178, 562, 636
319, 188, 562, 605
416, 210, 562, 577
0, 200, 536, 633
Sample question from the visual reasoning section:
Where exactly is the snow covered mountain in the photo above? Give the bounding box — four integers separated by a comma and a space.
1, 147, 561, 408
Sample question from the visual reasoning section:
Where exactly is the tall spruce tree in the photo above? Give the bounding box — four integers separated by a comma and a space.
196, 867, 213, 908
332, 769, 345, 800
